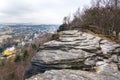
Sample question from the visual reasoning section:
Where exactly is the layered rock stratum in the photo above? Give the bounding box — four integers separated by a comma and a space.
25, 30, 120, 80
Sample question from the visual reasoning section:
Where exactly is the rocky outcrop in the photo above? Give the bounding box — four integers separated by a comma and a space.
26, 69, 120, 80
25, 30, 120, 80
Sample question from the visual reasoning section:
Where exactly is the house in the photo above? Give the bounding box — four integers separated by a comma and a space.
3, 46, 16, 56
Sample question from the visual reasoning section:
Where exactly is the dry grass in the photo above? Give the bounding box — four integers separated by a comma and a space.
84, 30, 120, 43
51, 33, 60, 40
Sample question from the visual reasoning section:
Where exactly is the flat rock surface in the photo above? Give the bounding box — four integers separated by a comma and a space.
26, 69, 120, 80
25, 30, 120, 80
31, 49, 85, 63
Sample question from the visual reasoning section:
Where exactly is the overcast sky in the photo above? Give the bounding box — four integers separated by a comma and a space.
0, 0, 91, 24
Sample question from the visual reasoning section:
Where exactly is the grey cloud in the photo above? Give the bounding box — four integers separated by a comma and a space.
0, 1, 33, 16
0, 0, 91, 24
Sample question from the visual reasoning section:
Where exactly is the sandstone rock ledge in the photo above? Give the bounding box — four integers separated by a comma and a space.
26, 69, 120, 80
25, 30, 120, 80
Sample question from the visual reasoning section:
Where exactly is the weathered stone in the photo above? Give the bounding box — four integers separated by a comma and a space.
26, 69, 120, 80
100, 40, 113, 44
61, 30, 78, 35
84, 58, 96, 65
118, 56, 120, 63
111, 55, 118, 62
25, 49, 88, 78
61, 32, 82, 37
118, 63, 120, 70
43, 40, 80, 49
95, 62, 120, 79
74, 45, 98, 53
82, 33, 95, 40
25, 30, 120, 80
113, 48, 120, 53
95, 56, 104, 61
59, 36, 81, 42
44, 40, 62, 47
84, 52, 96, 58
100, 40, 120, 54
31, 49, 85, 63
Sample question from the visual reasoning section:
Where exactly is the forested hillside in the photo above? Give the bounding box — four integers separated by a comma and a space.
59, 0, 120, 42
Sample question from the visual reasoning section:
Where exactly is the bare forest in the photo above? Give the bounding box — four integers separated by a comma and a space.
59, 0, 120, 42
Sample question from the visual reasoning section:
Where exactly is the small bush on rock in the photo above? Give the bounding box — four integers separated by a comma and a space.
51, 33, 60, 40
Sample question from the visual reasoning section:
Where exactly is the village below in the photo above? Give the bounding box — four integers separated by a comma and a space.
0, 24, 59, 80
0, 24, 59, 56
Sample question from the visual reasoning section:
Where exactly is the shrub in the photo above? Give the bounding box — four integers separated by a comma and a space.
0, 47, 3, 53
31, 44, 37, 50
51, 33, 60, 40
23, 50, 28, 59
0, 61, 4, 68
57, 23, 68, 32
8, 71, 15, 80
14, 55, 21, 62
